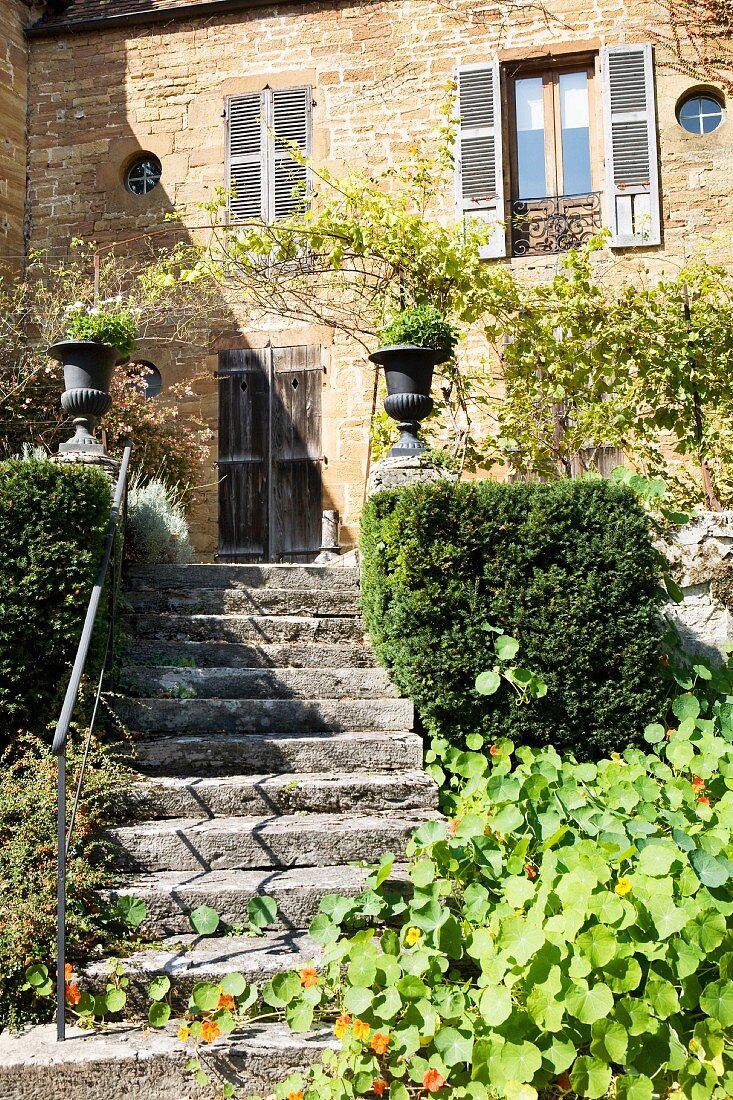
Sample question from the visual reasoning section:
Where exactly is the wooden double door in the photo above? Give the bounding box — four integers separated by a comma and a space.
218, 345, 323, 562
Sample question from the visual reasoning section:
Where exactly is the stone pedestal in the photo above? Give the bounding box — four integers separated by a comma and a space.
662, 511, 733, 658
366, 454, 458, 498
50, 450, 120, 482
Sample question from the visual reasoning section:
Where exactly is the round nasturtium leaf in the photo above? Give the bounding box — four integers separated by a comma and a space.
148, 1001, 171, 1027
148, 975, 171, 1001
189, 904, 220, 936
700, 979, 733, 1027
565, 982, 614, 1025
475, 670, 501, 696
192, 981, 221, 1012
570, 1055, 612, 1099
220, 972, 247, 997
104, 988, 127, 1014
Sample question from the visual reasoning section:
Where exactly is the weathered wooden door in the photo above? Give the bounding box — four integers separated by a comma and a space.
218, 345, 323, 562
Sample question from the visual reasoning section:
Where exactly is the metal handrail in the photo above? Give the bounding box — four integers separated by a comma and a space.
53, 443, 132, 1041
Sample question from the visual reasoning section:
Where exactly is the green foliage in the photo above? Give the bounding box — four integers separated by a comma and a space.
259, 700, 733, 1100
126, 477, 194, 564
492, 243, 733, 506
0, 458, 111, 744
0, 734, 129, 1029
65, 301, 137, 358
378, 306, 459, 354
360, 478, 666, 764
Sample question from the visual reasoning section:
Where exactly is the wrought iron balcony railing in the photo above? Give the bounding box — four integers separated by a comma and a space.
511, 192, 603, 257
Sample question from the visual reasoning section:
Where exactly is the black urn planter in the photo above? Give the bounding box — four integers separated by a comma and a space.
368, 344, 449, 458
48, 340, 117, 453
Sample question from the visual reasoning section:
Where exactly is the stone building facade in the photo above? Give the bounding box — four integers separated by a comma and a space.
0, 0, 40, 273
7, 0, 733, 558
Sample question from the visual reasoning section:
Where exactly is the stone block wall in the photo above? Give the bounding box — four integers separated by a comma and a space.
663, 513, 733, 658
20, 0, 733, 558
0, 0, 35, 273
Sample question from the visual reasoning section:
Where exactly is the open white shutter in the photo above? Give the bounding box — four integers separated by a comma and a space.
271, 86, 311, 220
455, 61, 506, 259
226, 93, 264, 222
601, 44, 660, 247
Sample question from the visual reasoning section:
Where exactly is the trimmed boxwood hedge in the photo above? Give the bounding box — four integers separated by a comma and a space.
0, 458, 111, 747
360, 478, 667, 759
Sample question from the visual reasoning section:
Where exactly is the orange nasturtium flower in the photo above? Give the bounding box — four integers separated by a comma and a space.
370, 1032, 390, 1055
372, 1080, 388, 1096
353, 1018, 371, 1041
615, 877, 632, 897
300, 966, 319, 988
691, 777, 705, 792
201, 1019, 221, 1043
405, 927, 422, 946
65, 982, 81, 1006
334, 1013, 351, 1038
697, 796, 711, 805
423, 1068, 448, 1092
287, 1092, 304, 1100
217, 993, 236, 1011
177, 1026, 190, 1043
64, 963, 74, 980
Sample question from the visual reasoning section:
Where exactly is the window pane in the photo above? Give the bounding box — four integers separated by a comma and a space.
559, 71, 592, 194
515, 77, 546, 199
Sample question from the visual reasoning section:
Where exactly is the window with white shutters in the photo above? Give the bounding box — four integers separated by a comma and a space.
601, 44, 660, 247
455, 62, 506, 259
226, 86, 311, 224
456, 46, 661, 257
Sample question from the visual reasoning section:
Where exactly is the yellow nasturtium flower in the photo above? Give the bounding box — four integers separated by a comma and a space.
405, 927, 422, 946
615, 877, 632, 896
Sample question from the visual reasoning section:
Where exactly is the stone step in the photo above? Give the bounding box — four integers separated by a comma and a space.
109, 811, 432, 872
119, 640, 377, 669
124, 586, 360, 617
122, 612, 365, 644
103, 863, 409, 936
118, 665, 397, 700
123, 769, 438, 820
120, 730, 423, 777
0, 1021, 334, 1100
125, 563, 360, 591
83, 930, 321, 1011
114, 696, 413, 735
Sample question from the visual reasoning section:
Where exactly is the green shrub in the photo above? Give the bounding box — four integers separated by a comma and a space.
263, 696, 733, 1100
65, 302, 137, 358
0, 458, 111, 746
360, 478, 666, 761
126, 477, 194, 564
378, 305, 459, 353
0, 733, 128, 1030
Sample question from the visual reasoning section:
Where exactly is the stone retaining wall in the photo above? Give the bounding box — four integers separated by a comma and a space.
662, 512, 733, 658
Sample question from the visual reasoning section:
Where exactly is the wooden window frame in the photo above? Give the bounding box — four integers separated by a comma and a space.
504, 56, 601, 202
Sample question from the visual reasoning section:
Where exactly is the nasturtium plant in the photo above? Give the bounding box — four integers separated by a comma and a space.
245, 678, 733, 1100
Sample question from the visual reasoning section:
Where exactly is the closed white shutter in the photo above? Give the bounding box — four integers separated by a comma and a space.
271, 86, 311, 220
455, 61, 506, 259
601, 44, 660, 247
226, 87, 311, 223
226, 93, 264, 222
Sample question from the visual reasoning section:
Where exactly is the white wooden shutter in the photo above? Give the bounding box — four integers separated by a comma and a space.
455, 61, 506, 259
226, 93, 265, 222
601, 44, 660, 247
271, 86, 311, 220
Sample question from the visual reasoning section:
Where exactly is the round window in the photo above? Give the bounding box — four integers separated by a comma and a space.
677, 93, 724, 134
124, 154, 162, 195
129, 361, 162, 399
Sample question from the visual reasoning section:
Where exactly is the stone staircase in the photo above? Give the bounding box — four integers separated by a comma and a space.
0, 563, 438, 1100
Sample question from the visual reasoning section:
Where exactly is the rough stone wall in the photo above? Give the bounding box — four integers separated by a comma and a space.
663, 514, 733, 658
0, 0, 33, 273
22, 0, 733, 557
